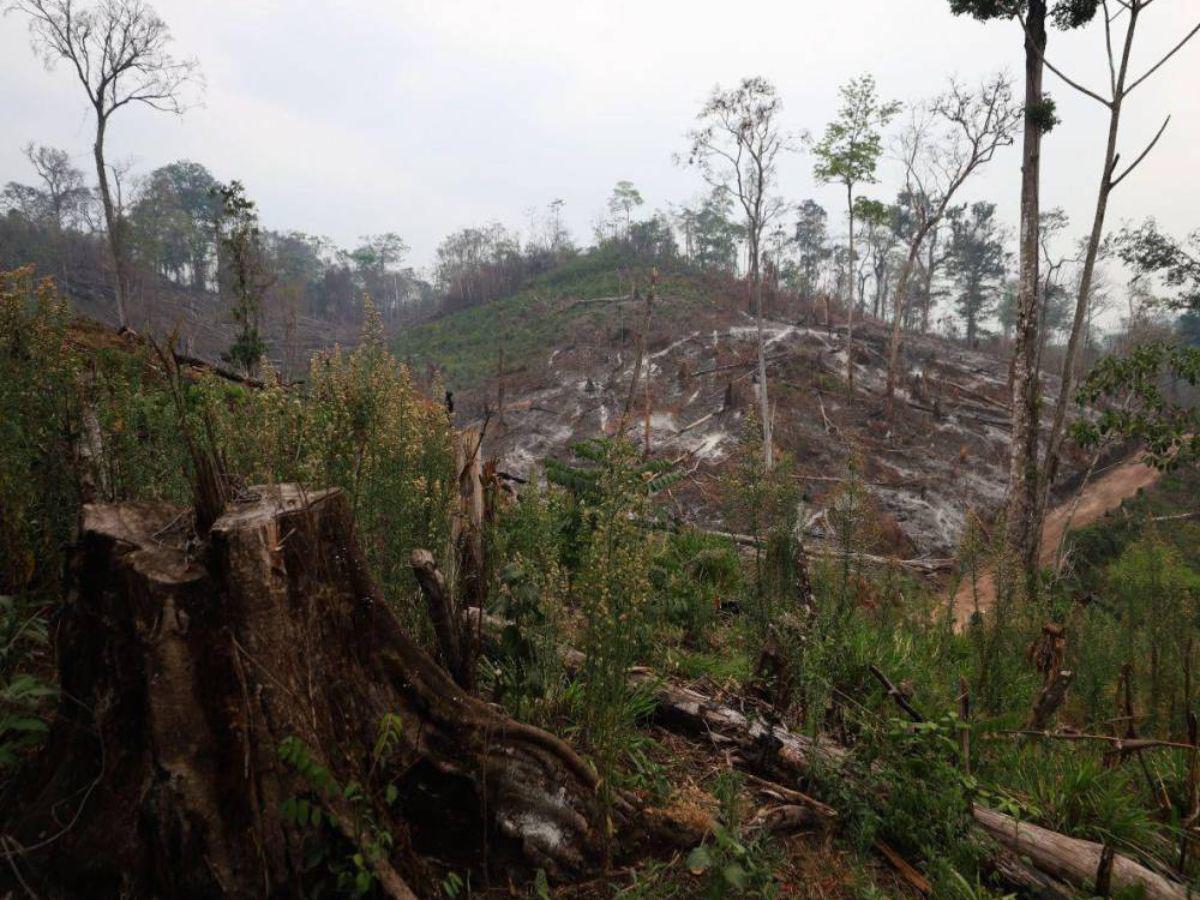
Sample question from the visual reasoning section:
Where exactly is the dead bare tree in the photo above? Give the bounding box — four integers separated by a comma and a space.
1031, 0, 1200, 556
9, 0, 201, 328
684, 76, 789, 469
883, 74, 1021, 412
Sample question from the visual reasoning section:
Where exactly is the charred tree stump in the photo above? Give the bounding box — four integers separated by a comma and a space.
3, 485, 605, 898
1028, 669, 1075, 731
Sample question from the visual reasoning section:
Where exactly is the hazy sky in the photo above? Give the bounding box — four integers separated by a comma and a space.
2, 0, 1199, 276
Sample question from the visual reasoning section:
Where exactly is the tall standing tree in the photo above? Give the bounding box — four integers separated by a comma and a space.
1032, 0, 1200, 559
689, 188, 744, 274
685, 77, 788, 469
946, 202, 1008, 346
793, 199, 831, 317
11, 0, 201, 328
811, 74, 900, 396
607, 180, 644, 238
944, 0, 1152, 587
851, 196, 894, 320
22, 143, 90, 231
882, 74, 1021, 409
129, 161, 219, 288
214, 181, 272, 377
947, 0, 1052, 580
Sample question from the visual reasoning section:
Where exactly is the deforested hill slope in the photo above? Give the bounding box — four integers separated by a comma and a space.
398, 260, 1079, 561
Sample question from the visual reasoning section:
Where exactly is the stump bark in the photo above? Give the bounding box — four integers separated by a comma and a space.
3, 485, 605, 898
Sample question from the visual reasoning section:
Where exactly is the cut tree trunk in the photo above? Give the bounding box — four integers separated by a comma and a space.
2, 485, 607, 898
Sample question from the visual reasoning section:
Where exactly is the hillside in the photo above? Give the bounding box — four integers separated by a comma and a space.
398, 260, 1075, 561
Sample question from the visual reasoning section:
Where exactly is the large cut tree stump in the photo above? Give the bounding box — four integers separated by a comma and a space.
3, 485, 605, 898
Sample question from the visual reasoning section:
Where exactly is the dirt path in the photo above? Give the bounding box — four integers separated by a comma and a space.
951, 455, 1161, 628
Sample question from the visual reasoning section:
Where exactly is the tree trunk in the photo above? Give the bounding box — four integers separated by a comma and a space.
1036, 12, 1137, 556
885, 236, 928, 410
92, 113, 128, 329
2, 485, 606, 898
845, 184, 856, 396
752, 237, 773, 470
1007, 0, 1048, 589
922, 230, 938, 334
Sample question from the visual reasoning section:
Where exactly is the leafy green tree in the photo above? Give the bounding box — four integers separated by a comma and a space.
793, 199, 830, 307
811, 74, 900, 395
606, 180, 644, 237
350, 233, 412, 317
214, 181, 272, 376
685, 188, 744, 273
1118, 221, 1200, 313
946, 202, 1008, 345
130, 161, 219, 287
1074, 341, 1200, 468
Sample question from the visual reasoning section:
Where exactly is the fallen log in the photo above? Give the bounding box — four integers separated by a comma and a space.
1, 486, 609, 898
696, 528, 955, 574
971, 806, 1186, 900
643, 672, 1184, 898
469, 609, 1183, 899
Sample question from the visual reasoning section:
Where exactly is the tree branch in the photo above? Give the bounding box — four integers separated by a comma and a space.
1110, 115, 1170, 189
1125, 19, 1200, 96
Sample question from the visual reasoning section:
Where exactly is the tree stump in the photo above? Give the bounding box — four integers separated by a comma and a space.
3, 485, 605, 897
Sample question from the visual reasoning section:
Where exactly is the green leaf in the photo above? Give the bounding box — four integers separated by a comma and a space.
722, 863, 747, 890
1, 716, 48, 733
686, 843, 712, 874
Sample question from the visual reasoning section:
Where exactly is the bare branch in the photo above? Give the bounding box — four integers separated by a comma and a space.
1125, 18, 1200, 96
1110, 114, 1170, 189
1016, 8, 1114, 107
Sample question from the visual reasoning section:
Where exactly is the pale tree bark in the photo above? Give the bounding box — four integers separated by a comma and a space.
845, 184, 857, 396
91, 113, 131, 326
921, 228, 940, 333
751, 234, 774, 469
885, 241, 925, 402
1034, 0, 1197, 556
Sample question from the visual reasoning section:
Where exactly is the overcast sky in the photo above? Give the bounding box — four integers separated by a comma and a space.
2, 0, 1198, 276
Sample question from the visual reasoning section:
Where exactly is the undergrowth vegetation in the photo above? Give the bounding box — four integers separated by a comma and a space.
4, 265, 1200, 896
